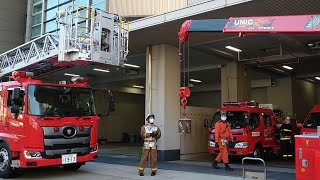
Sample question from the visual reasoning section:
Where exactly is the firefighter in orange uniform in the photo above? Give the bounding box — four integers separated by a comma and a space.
138, 114, 161, 176
212, 111, 234, 171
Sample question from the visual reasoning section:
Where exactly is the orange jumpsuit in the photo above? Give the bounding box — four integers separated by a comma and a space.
215, 120, 233, 164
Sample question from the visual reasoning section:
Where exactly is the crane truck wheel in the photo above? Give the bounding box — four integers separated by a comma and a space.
253, 145, 264, 160
62, 163, 83, 171
0, 142, 16, 179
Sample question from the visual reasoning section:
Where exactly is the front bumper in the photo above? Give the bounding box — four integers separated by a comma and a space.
19, 149, 98, 168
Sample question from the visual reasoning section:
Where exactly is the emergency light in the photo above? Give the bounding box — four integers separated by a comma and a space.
11, 71, 34, 79
223, 101, 258, 107
71, 76, 90, 84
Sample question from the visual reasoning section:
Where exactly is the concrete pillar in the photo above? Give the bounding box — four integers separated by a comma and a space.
145, 44, 180, 161
221, 62, 250, 103
25, 0, 33, 42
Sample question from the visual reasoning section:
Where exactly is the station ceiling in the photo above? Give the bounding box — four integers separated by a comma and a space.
42, 0, 320, 90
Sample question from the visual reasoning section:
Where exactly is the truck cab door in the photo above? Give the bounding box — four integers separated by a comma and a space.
4, 87, 25, 134
262, 113, 275, 147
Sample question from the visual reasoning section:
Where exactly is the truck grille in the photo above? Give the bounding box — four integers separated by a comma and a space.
42, 126, 92, 159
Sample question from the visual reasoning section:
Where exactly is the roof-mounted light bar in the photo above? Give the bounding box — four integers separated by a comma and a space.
223, 101, 258, 108
11, 71, 34, 80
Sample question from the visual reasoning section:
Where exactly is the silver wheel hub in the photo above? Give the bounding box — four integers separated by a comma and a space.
0, 148, 9, 171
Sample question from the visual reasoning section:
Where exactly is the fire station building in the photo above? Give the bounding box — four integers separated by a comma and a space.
2, 0, 320, 165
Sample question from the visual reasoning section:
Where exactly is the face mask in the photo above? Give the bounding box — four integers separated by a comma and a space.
221, 116, 227, 121
149, 118, 154, 124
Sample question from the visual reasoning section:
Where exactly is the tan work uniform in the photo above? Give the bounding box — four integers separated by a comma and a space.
138, 124, 161, 174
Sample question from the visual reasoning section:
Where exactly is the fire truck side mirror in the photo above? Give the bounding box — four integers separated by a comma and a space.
297, 123, 303, 128
11, 105, 20, 114
12, 88, 22, 104
204, 119, 209, 128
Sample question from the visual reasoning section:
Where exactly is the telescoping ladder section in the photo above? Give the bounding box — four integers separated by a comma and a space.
0, 6, 129, 77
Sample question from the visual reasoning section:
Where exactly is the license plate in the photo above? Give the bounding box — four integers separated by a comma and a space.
62, 154, 77, 164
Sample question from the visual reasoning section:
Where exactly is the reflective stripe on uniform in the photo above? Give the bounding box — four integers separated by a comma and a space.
152, 168, 158, 171
283, 155, 288, 157
139, 167, 144, 170
288, 155, 293, 157
280, 137, 291, 140
283, 129, 292, 132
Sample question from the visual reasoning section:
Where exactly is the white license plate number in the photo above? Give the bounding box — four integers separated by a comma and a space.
62, 154, 77, 164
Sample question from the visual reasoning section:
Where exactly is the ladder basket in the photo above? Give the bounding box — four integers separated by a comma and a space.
242, 157, 267, 180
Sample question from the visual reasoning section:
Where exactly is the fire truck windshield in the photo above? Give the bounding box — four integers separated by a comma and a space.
304, 112, 320, 128
27, 85, 96, 117
210, 111, 250, 129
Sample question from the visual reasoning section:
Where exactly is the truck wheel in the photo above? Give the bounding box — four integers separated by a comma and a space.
253, 145, 264, 159
62, 163, 83, 171
0, 143, 16, 179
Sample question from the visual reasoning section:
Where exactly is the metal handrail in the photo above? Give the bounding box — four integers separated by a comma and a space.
242, 157, 267, 180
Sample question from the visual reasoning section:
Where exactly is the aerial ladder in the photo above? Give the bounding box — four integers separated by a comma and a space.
0, 6, 129, 78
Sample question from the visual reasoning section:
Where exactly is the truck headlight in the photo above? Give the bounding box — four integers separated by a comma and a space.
234, 142, 248, 148
208, 141, 216, 147
90, 146, 98, 153
24, 150, 42, 159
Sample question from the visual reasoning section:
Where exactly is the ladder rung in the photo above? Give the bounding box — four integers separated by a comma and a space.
78, 35, 90, 38
78, 26, 90, 29
77, 17, 91, 20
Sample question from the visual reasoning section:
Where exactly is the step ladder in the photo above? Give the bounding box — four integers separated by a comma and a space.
0, 5, 129, 78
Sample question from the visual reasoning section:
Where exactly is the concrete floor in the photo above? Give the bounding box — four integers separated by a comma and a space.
11, 144, 296, 179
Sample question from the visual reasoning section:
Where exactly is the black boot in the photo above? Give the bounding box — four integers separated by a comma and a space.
151, 172, 156, 176
225, 163, 233, 171
212, 160, 220, 169
139, 172, 144, 176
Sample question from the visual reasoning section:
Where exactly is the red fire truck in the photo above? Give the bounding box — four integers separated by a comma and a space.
297, 104, 320, 134
0, 71, 99, 178
206, 101, 281, 159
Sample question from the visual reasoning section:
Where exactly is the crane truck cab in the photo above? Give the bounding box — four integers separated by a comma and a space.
0, 71, 100, 178
298, 104, 320, 134
206, 101, 278, 159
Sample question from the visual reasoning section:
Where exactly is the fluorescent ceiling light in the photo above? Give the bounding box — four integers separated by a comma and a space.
190, 79, 202, 83
272, 68, 285, 73
282, 65, 293, 70
225, 46, 242, 52
124, 63, 140, 68
64, 73, 80, 77
315, 77, 320, 80
93, 68, 110, 73
133, 85, 144, 89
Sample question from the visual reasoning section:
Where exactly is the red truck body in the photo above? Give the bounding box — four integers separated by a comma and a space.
299, 104, 320, 134
0, 72, 99, 178
207, 101, 280, 158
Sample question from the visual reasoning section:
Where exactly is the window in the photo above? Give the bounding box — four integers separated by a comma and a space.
210, 111, 249, 129
45, 20, 58, 33
46, 7, 58, 21
249, 113, 260, 130
92, 0, 106, 10
304, 113, 320, 128
75, 0, 89, 6
32, 13, 42, 25
7, 89, 25, 113
33, 3, 43, 14
263, 114, 272, 127
31, 25, 41, 37
47, 0, 59, 9
34, 0, 42, 4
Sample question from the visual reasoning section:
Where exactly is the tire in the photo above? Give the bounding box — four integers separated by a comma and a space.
62, 163, 83, 171
253, 145, 264, 160
0, 142, 16, 179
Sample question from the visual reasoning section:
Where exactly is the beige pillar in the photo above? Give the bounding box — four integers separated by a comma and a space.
221, 62, 250, 103
145, 44, 181, 161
